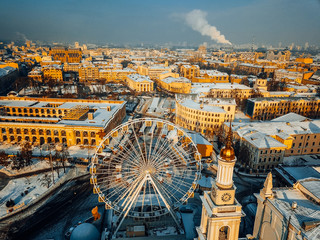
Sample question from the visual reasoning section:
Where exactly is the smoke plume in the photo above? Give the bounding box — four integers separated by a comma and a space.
16, 32, 29, 42
185, 9, 232, 45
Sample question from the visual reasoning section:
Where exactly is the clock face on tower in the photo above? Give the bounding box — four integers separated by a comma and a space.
221, 193, 232, 202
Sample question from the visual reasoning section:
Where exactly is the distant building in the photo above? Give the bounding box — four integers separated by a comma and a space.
126, 74, 153, 92
246, 97, 320, 120
42, 64, 63, 81
49, 47, 82, 63
192, 70, 229, 83
191, 83, 252, 100
79, 64, 99, 83
266, 50, 291, 61
158, 77, 191, 94
180, 65, 200, 79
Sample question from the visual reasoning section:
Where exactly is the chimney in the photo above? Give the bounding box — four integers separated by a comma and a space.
292, 201, 297, 210
88, 109, 95, 120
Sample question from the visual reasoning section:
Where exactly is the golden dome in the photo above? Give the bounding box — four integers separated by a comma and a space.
219, 121, 236, 161
220, 146, 235, 161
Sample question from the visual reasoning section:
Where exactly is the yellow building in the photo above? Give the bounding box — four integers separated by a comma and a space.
191, 83, 252, 100
246, 97, 320, 120
126, 74, 154, 92
251, 174, 320, 240
254, 79, 268, 91
295, 57, 313, 64
99, 68, 136, 82
63, 63, 80, 72
28, 67, 43, 82
180, 65, 200, 79
79, 64, 99, 84
42, 65, 63, 81
192, 70, 229, 83
49, 47, 82, 63
176, 97, 236, 135
137, 64, 172, 81
230, 74, 246, 84
158, 71, 179, 80
0, 62, 19, 69
0, 96, 126, 147
274, 69, 303, 83
158, 77, 191, 94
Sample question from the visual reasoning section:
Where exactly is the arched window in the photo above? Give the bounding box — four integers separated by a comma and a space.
219, 226, 229, 240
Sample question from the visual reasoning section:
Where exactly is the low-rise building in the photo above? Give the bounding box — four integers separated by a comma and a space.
99, 68, 136, 82
79, 64, 99, 83
192, 70, 229, 83
229, 113, 320, 171
0, 96, 126, 147
191, 83, 252, 100
246, 97, 320, 120
158, 77, 191, 94
251, 174, 320, 240
42, 64, 63, 81
180, 65, 200, 79
126, 74, 153, 92
176, 95, 236, 135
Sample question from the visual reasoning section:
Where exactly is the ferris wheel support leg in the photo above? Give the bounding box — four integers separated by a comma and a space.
148, 174, 184, 234
112, 175, 148, 239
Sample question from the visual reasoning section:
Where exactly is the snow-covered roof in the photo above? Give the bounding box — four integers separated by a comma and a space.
231, 114, 320, 138
161, 77, 190, 84
269, 179, 320, 240
0, 66, 16, 77
243, 131, 287, 149
179, 99, 225, 113
0, 98, 125, 129
127, 74, 152, 83
271, 113, 308, 122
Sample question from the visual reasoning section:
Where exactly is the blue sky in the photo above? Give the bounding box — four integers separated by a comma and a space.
1, 0, 319, 46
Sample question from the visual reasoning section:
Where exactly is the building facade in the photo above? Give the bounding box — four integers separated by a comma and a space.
126, 74, 154, 92
176, 96, 236, 135
0, 96, 126, 147
249, 174, 320, 240
246, 97, 320, 120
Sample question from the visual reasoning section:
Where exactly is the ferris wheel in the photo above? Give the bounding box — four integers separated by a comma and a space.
90, 118, 201, 235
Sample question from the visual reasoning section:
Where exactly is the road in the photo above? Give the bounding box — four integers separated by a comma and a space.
1, 175, 103, 240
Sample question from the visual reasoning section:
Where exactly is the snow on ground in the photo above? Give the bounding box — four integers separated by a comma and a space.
1, 159, 52, 176
0, 143, 20, 155
0, 169, 69, 217
0, 143, 96, 160
67, 146, 96, 159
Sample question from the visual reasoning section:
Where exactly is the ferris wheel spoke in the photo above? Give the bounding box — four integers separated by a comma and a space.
161, 178, 190, 200
111, 174, 145, 206
107, 135, 142, 168
130, 123, 147, 165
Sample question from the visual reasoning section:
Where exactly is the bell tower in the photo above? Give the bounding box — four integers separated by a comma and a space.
197, 123, 243, 240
